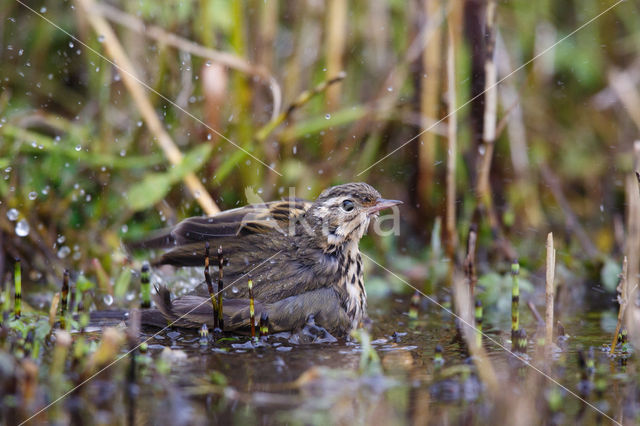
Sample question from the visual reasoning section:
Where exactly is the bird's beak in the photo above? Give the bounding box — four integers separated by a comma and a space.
367, 198, 403, 215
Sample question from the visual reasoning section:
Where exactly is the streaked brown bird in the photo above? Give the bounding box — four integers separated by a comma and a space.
134, 182, 401, 337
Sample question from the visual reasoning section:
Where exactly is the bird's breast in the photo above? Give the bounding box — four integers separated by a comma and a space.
336, 245, 366, 329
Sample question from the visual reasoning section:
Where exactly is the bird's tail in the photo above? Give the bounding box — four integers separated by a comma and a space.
140, 285, 264, 333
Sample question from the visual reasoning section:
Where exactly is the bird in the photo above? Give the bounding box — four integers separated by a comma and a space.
132, 182, 402, 338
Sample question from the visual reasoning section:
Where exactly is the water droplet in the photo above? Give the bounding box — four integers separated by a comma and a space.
97, 35, 105, 43
68, 41, 74, 48
325, 114, 331, 119
207, 133, 212, 140
293, 146, 297, 155
136, 121, 143, 127
126, 291, 136, 301
387, 86, 393, 92
120, 149, 126, 157
57, 235, 66, 244
205, 61, 211, 67
15, 219, 29, 237
478, 145, 486, 155
121, 224, 128, 233
28, 191, 37, 200
85, 194, 92, 202
231, 286, 239, 294
103, 294, 114, 306
18, 49, 23, 56
40, 6, 47, 13
7, 208, 19, 221
41, 186, 49, 195
57, 246, 71, 258
75, 144, 82, 151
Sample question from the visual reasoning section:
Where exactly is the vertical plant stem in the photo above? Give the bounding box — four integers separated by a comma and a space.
13, 258, 21, 319
60, 269, 70, 330
140, 262, 150, 309
248, 278, 256, 340
445, 22, 458, 276
409, 291, 420, 320
624, 141, 640, 350
610, 257, 628, 356
323, 0, 347, 155
475, 299, 483, 348
259, 312, 269, 337
418, 0, 443, 207
476, 0, 497, 205
217, 246, 225, 330
463, 224, 478, 296
545, 232, 556, 351
76, 0, 220, 215
203, 242, 219, 330
511, 260, 520, 344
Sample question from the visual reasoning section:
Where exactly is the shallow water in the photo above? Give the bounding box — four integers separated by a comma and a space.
113, 292, 634, 425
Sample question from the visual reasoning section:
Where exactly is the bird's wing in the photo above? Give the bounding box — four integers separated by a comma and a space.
126, 198, 311, 250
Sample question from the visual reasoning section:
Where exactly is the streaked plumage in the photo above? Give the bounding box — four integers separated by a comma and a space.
133, 182, 401, 337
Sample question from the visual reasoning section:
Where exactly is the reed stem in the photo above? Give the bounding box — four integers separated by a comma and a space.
140, 262, 151, 309
13, 258, 21, 319
203, 242, 219, 330
217, 246, 225, 330
60, 269, 70, 330
248, 278, 256, 340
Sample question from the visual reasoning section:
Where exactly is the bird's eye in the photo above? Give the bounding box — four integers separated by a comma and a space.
341, 199, 355, 212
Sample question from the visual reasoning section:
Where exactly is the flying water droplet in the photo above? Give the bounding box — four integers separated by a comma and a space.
103, 294, 114, 306
97, 35, 105, 43
28, 191, 37, 200
325, 114, 331, 119
121, 224, 128, 233
57, 246, 71, 258
231, 286, 239, 294
15, 219, 29, 237
75, 144, 82, 151
7, 208, 19, 221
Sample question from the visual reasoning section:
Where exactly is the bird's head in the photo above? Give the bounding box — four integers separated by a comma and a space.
304, 182, 402, 250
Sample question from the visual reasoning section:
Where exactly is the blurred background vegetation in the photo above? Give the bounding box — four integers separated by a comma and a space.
1, 0, 639, 300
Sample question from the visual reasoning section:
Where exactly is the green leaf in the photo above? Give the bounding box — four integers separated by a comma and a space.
126, 143, 213, 212
114, 268, 132, 300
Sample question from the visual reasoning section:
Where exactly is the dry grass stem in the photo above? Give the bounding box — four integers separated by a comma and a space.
452, 272, 499, 396
94, 2, 282, 118
445, 22, 458, 276
624, 141, 640, 350
76, 0, 220, 215
545, 232, 556, 351
418, 0, 443, 206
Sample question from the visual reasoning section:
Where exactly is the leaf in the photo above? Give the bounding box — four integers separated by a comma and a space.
127, 143, 213, 212
114, 268, 132, 300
